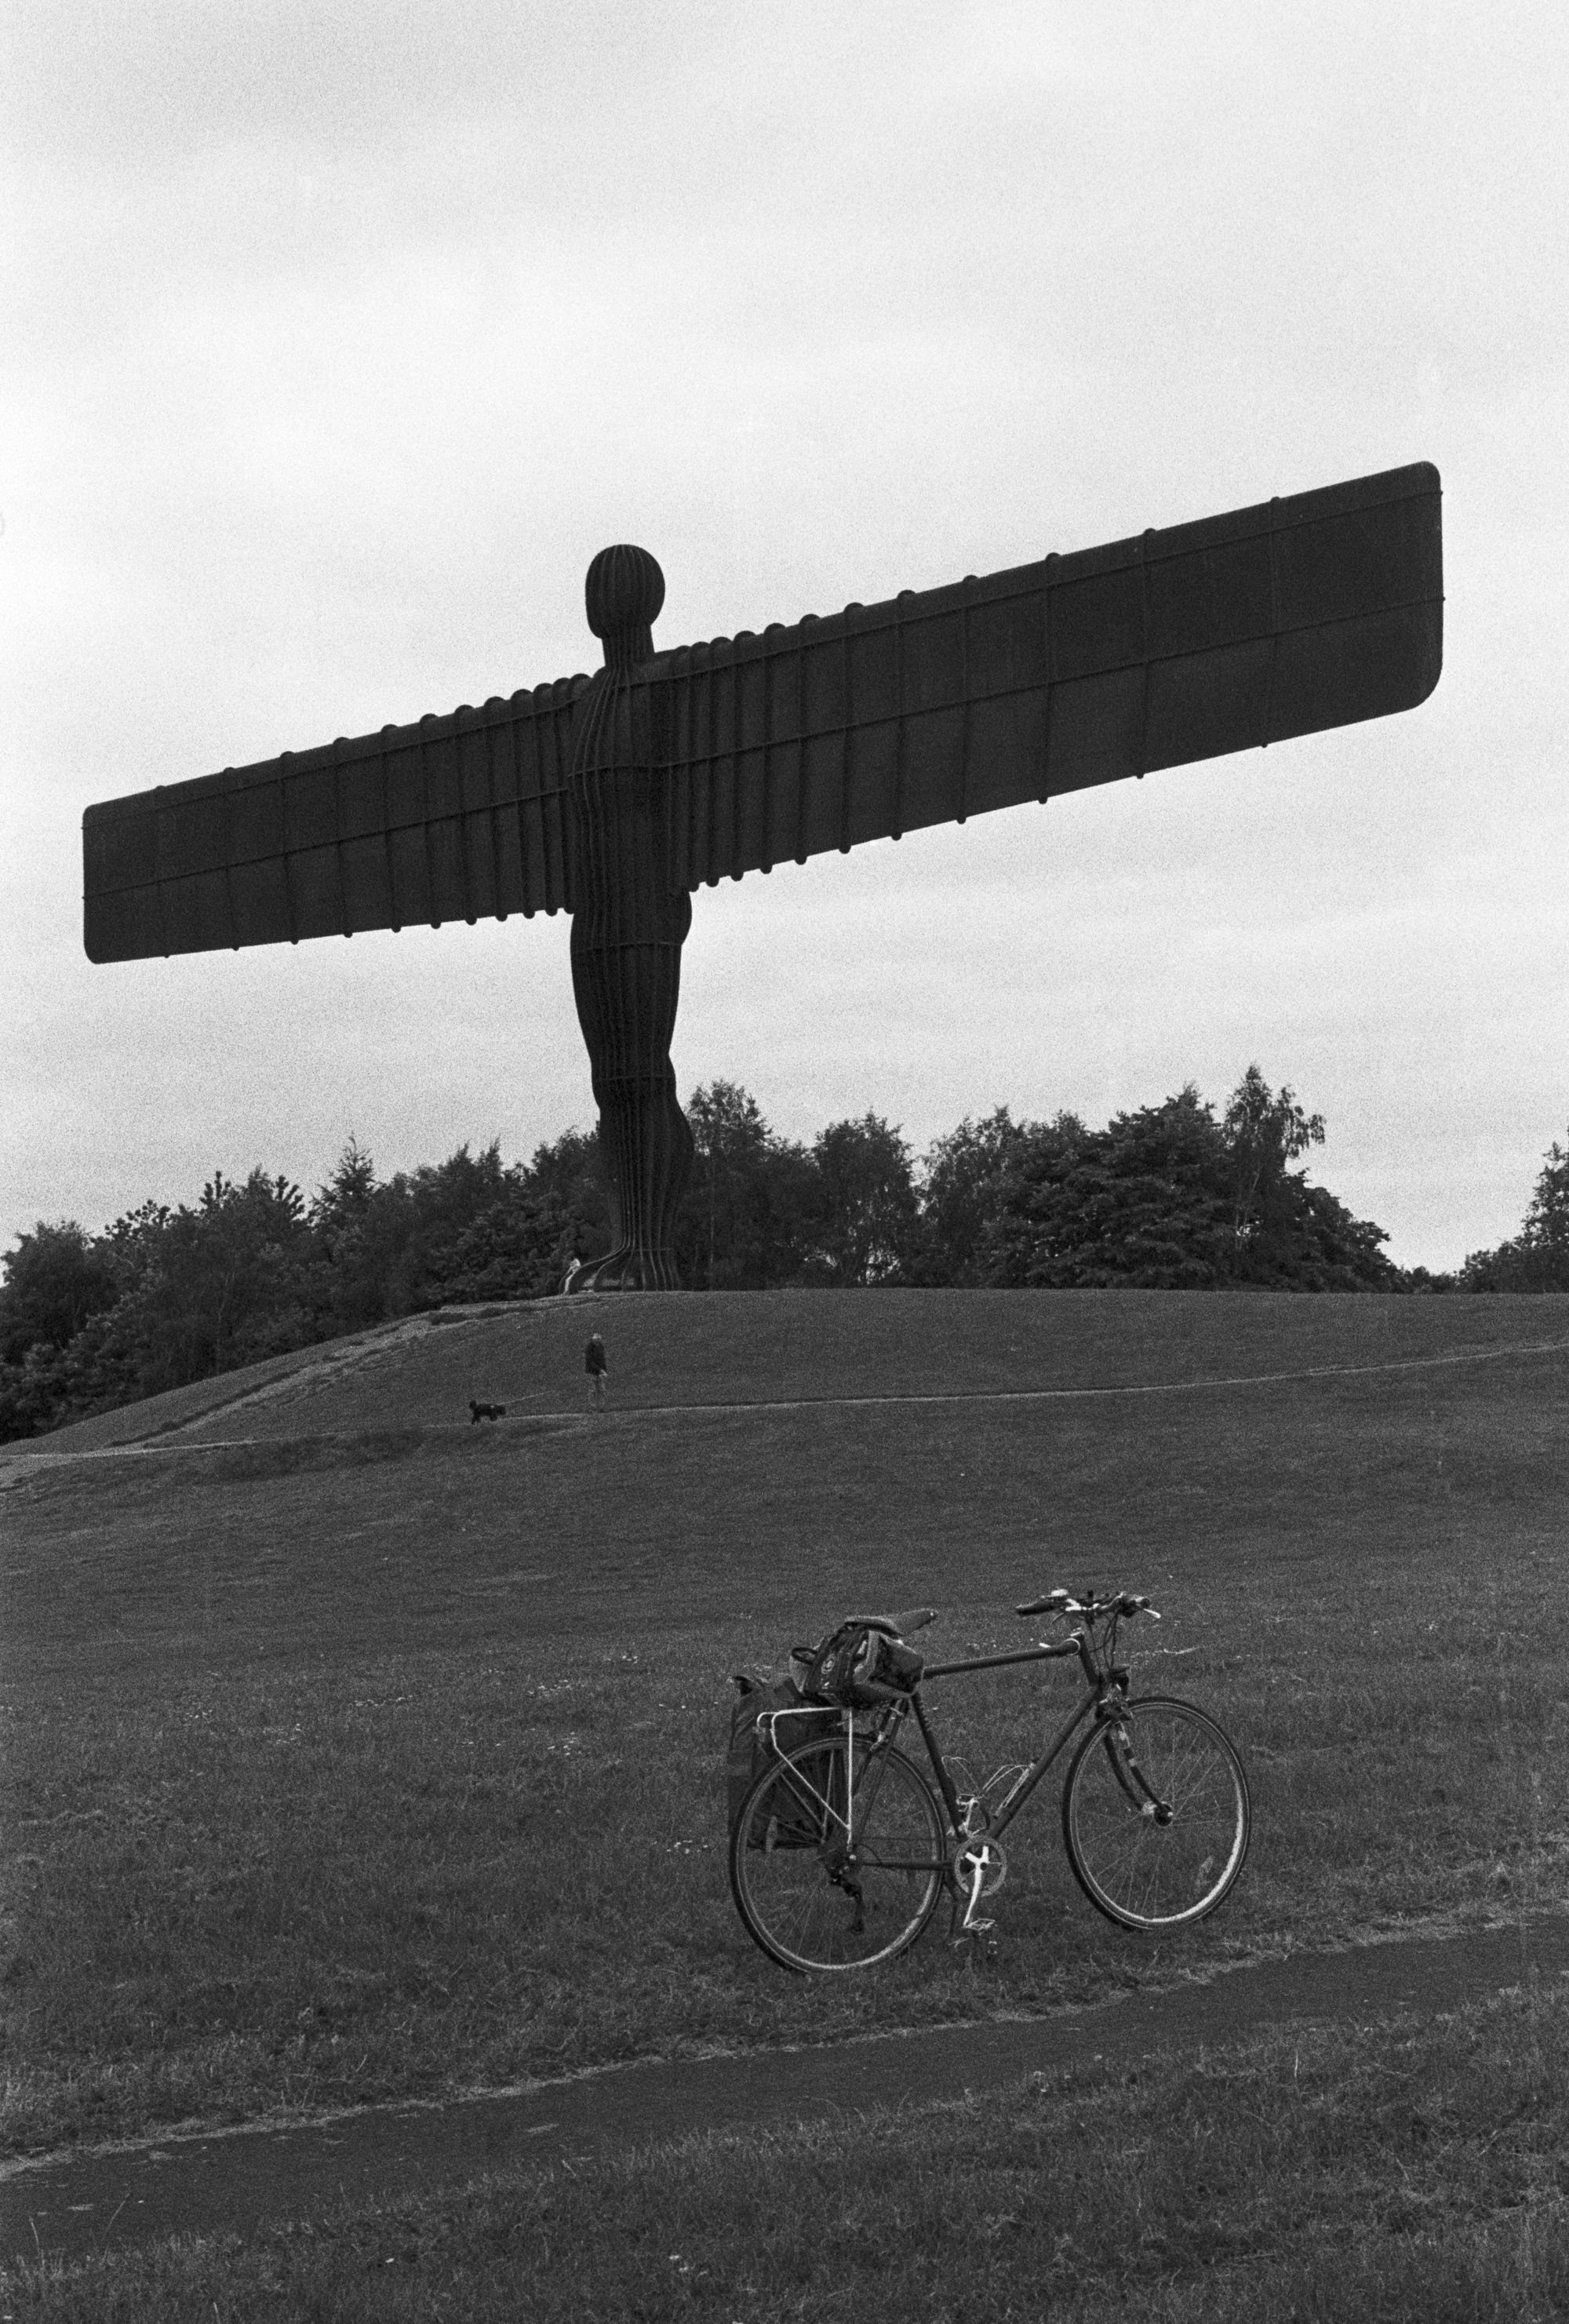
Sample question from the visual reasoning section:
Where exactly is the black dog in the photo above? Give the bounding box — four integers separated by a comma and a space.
469, 1401, 507, 1424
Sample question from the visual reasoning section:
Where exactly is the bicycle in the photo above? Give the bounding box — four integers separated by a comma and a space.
728, 1588, 1250, 1974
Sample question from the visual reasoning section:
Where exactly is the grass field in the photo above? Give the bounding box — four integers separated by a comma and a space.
8, 1985, 1569, 2321
4, 1288, 1568, 2310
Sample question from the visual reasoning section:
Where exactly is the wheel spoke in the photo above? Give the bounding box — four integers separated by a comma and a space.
732, 1738, 947, 1972
1063, 1699, 1250, 1932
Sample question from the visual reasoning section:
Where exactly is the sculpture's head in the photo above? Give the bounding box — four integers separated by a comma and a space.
585, 544, 664, 666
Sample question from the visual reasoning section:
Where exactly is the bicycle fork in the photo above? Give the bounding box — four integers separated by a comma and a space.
1101, 1710, 1175, 1825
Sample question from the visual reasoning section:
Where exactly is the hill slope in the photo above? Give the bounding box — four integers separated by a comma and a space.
24, 1285, 1565, 1453
7, 1291, 1565, 1685
4, 1288, 1567, 2161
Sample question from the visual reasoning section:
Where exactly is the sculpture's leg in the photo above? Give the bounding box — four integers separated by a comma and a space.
569, 887, 694, 1290
570, 919, 693, 1288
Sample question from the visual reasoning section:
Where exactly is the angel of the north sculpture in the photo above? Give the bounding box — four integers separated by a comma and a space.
83, 460, 1442, 1291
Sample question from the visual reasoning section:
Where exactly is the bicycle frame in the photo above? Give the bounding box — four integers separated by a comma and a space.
758, 1628, 1120, 1865
914, 1637, 1102, 1843
735, 1601, 1250, 1967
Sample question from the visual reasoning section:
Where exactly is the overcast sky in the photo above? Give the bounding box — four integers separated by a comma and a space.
3, 2, 1564, 1273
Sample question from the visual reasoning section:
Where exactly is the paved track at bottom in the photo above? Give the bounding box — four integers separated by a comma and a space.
5, 1914, 1567, 2271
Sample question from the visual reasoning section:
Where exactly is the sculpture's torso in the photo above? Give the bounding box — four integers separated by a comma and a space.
566, 553, 694, 1290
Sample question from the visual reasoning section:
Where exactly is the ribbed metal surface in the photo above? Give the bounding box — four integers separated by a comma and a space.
78, 464, 1443, 1295
652, 461, 1443, 887
81, 464, 1440, 963
566, 549, 693, 1288
82, 677, 589, 964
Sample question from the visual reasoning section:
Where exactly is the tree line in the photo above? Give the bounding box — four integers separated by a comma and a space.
2, 1069, 1564, 1443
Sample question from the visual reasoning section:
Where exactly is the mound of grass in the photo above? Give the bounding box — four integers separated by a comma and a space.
3, 1291, 1567, 2156
7, 1984, 1569, 2320
31, 1284, 1560, 1451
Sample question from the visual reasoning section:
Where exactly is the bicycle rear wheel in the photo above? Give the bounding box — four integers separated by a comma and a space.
730, 1734, 947, 1972
1062, 1695, 1250, 1932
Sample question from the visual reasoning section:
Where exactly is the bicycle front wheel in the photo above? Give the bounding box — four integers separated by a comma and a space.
730, 1735, 947, 1972
1063, 1695, 1250, 1932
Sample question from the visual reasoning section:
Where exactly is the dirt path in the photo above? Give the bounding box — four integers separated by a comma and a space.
6, 1912, 1566, 2269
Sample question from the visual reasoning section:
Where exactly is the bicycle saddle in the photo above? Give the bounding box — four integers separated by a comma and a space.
845, 1607, 937, 1637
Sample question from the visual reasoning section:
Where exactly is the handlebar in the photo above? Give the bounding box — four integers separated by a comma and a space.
1015, 1588, 1160, 1623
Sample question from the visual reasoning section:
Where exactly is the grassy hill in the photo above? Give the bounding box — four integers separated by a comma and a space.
4, 1288, 1567, 2166
32, 1282, 1560, 1452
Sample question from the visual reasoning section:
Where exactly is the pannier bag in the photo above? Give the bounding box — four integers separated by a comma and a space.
726, 1619, 926, 1844
726, 1669, 839, 1838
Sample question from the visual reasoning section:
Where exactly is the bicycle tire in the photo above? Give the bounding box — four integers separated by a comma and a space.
730, 1733, 948, 1973
1062, 1694, 1250, 1932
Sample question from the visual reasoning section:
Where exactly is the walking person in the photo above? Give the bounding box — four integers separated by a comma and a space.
584, 1330, 609, 1412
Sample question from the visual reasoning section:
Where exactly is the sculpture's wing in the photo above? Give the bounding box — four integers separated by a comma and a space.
651, 462, 1442, 889
82, 676, 590, 963
83, 464, 1441, 961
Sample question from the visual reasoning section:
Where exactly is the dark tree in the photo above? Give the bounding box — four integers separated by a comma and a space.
518, 1128, 613, 1281
985, 1076, 1395, 1291
679, 1081, 773, 1289
1461, 1128, 1569, 1291
319, 1138, 604, 1313
0, 1220, 118, 1364
129, 1169, 318, 1390
0, 1218, 124, 1437
908, 1107, 1042, 1286
1524, 1135, 1569, 1276
988, 1091, 1234, 1288
803, 1114, 919, 1287
308, 1139, 389, 1330
1222, 1065, 1326, 1278
417, 1185, 577, 1306
674, 1081, 817, 1290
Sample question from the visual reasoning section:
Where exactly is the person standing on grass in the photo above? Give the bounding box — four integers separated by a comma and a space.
584, 1330, 609, 1411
